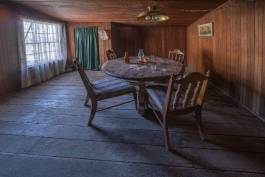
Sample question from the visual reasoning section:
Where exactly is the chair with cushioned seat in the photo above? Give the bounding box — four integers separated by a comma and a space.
74, 60, 137, 126
146, 71, 210, 150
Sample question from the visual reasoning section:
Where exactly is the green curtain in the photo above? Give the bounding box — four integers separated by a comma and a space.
75, 27, 100, 70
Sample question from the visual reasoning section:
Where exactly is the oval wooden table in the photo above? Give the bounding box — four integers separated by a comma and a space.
101, 56, 184, 115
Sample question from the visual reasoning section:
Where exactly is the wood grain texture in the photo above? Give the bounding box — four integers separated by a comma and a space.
111, 23, 186, 59
111, 23, 141, 57
186, 0, 265, 120
101, 57, 183, 81
0, 71, 265, 176
67, 22, 112, 65
9, 0, 227, 25
0, 4, 20, 96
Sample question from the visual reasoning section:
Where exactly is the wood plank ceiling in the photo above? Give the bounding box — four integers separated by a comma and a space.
9, 0, 227, 25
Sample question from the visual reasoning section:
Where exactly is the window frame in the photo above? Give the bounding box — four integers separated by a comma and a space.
22, 18, 64, 67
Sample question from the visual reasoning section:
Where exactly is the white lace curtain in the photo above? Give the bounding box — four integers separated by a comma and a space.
18, 17, 67, 88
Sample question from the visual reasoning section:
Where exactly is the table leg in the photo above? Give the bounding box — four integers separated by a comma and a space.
137, 82, 148, 116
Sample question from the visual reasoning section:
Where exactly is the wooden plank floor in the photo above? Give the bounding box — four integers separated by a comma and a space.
0, 71, 265, 177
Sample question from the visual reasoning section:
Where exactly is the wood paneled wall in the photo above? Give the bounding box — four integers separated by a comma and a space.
141, 26, 186, 58
67, 22, 112, 65
111, 24, 141, 57
111, 23, 186, 59
0, 4, 20, 95
187, 0, 265, 119
0, 3, 64, 96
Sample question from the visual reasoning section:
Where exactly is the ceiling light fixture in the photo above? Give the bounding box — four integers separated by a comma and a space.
137, 5, 170, 22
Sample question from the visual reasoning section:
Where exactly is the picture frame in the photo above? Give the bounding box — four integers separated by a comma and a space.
198, 22, 214, 37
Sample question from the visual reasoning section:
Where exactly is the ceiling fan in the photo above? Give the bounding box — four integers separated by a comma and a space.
137, 1, 212, 22
137, 5, 169, 22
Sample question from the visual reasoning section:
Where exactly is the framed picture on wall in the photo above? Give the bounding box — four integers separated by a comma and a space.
198, 22, 214, 37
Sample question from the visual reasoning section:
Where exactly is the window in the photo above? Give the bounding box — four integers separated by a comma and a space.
23, 19, 64, 66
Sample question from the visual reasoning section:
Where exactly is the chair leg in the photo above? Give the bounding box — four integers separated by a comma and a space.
195, 109, 205, 141
88, 101, 97, 126
84, 94, 90, 106
163, 119, 171, 151
133, 92, 138, 109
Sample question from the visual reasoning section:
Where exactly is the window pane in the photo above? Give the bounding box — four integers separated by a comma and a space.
23, 21, 30, 31
26, 54, 35, 66
25, 33, 33, 43
22, 19, 64, 67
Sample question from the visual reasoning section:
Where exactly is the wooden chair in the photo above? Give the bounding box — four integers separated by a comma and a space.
74, 60, 137, 126
146, 71, 210, 150
168, 49, 185, 64
106, 49, 118, 60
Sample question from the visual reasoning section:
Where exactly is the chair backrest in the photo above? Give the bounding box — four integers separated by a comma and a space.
179, 64, 186, 76
73, 60, 96, 99
106, 49, 117, 60
168, 49, 185, 64
163, 71, 210, 114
